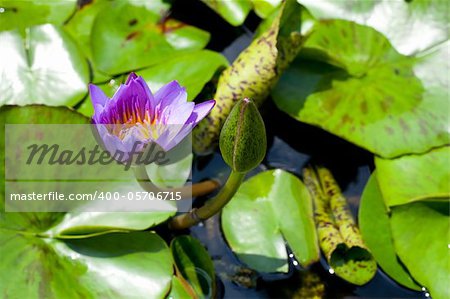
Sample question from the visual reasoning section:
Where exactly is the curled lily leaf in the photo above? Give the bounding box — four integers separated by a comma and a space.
193, 0, 303, 154
303, 166, 377, 286
89, 73, 215, 163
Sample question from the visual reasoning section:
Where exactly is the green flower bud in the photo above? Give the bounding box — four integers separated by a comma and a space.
219, 98, 267, 172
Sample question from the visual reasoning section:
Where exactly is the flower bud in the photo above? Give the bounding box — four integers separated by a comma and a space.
219, 98, 266, 172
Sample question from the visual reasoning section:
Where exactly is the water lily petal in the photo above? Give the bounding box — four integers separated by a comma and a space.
89, 84, 108, 109
89, 73, 215, 163
166, 102, 195, 125
166, 123, 195, 151
191, 100, 216, 125
125, 72, 138, 84
156, 81, 187, 109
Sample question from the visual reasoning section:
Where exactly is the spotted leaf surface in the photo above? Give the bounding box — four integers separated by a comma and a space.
303, 167, 377, 286
91, 1, 209, 75
273, 20, 449, 157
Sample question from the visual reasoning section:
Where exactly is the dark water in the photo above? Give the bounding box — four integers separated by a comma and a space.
170, 1, 426, 298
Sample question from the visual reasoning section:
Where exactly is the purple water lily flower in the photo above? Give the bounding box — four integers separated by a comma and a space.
89, 73, 215, 162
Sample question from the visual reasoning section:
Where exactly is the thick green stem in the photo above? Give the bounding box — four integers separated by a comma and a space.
169, 171, 246, 230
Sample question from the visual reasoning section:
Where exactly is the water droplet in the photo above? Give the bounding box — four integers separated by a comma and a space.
288, 253, 294, 258
328, 268, 335, 274
292, 260, 298, 266
0, 8, 5, 13
425, 293, 430, 298
422, 287, 427, 291
109, 79, 116, 85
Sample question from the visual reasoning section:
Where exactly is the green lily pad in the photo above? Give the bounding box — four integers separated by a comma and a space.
298, 0, 449, 55
63, 0, 115, 83
0, 106, 177, 298
273, 20, 449, 158
391, 201, 450, 299
0, 222, 174, 299
64, 0, 112, 59
375, 146, 450, 207
0, 25, 90, 106
0, 0, 76, 32
91, 1, 210, 75
200, 0, 252, 26
222, 169, 319, 273
171, 235, 215, 298
163, 19, 210, 52
359, 173, 420, 290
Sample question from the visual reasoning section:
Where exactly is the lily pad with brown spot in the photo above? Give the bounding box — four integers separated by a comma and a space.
273, 20, 449, 158
91, 1, 210, 75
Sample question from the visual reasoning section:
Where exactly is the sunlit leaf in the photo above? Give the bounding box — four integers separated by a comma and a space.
298, 0, 449, 55
91, 1, 210, 75
0, 25, 90, 106
0, 226, 173, 299
222, 169, 319, 273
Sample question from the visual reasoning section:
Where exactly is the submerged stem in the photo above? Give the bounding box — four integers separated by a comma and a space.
169, 171, 246, 230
